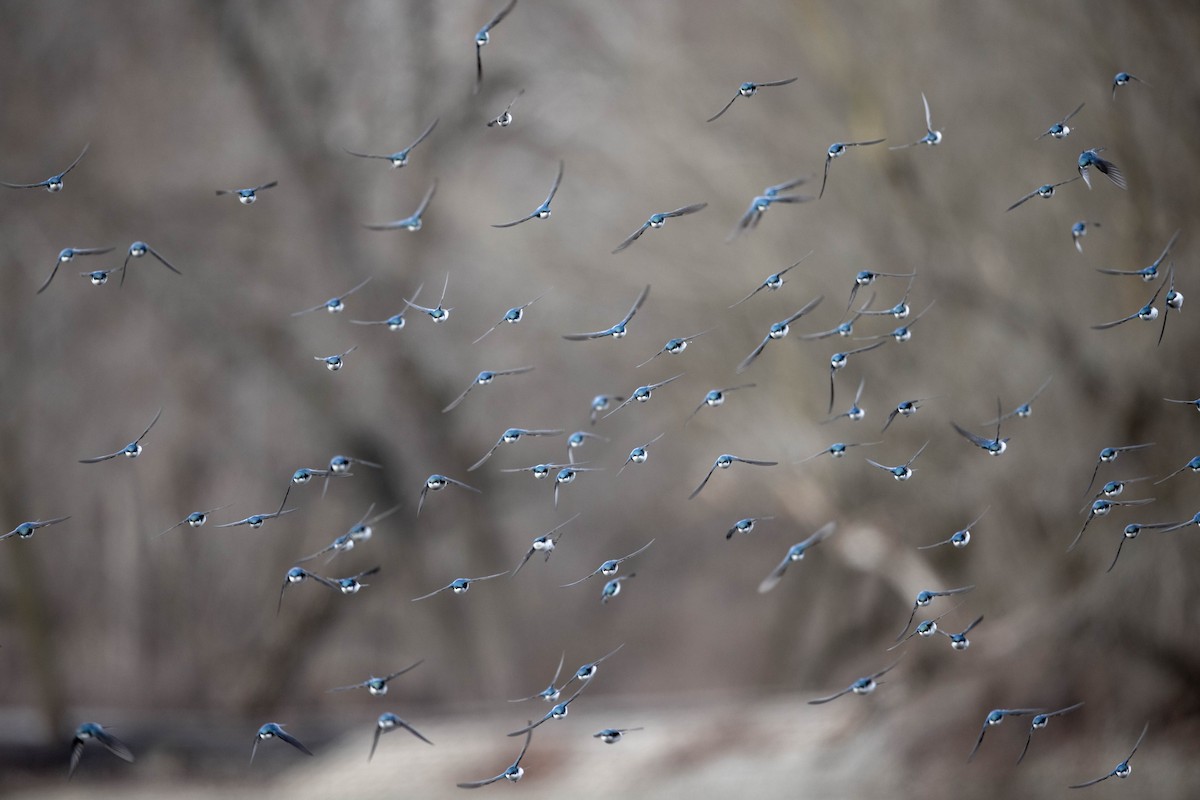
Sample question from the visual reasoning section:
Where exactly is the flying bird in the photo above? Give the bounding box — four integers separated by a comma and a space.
470, 427, 564, 471
1091, 276, 1167, 331
618, 433, 666, 475
314, 345, 358, 372
492, 160, 563, 227
153, 504, 233, 540
328, 660, 425, 696
890, 92, 942, 148
1068, 497, 1156, 553
474, 0, 518, 93
686, 383, 757, 424
215, 180, 278, 204
968, 708, 1043, 762
121, 240, 182, 287
2, 516, 71, 542
1077, 147, 1125, 190
417, 474, 480, 517
689, 454, 778, 500
403, 273, 453, 322
706, 77, 798, 122
512, 514, 581, 577
560, 644, 624, 691
594, 727, 643, 744
1036, 102, 1085, 140
344, 117, 439, 168
1071, 220, 1101, 253
726, 515, 774, 541
729, 253, 812, 307
828, 340, 887, 411
882, 397, 935, 434
896, 584, 974, 641
952, 399, 1010, 456
36, 246, 114, 294
939, 614, 986, 650
807, 659, 902, 705
757, 521, 836, 593
1006, 177, 1080, 211
510, 652, 567, 702
736, 295, 824, 373
819, 138, 885, 199
292, 276, 373, 316
1016, 702, 1085, 764
2, 143, 88, 192
78, 408, 163, 463
251, 723, 313, 764
442, 367, 536, 413
506, 686, 589, 736
917, 508, 990, 550
636, 329, 712, 368
729, 181, 813, 239
411, 571, 508, 601
612, 204, 707, 254
562, 540, 654, 586
68, 722, 134, 780
603, 374, 684, 419
363, 180, 438, 231
1069, 723, 1148, 787
472, 293, 546, 343
983, 377, 1053, 424
600, 572, 636, 604
457, 728, 534, 788
368, 713, 433, 761
563, 285, 651, 340
487, 89, 525, 128
1111, 71, 1149, 100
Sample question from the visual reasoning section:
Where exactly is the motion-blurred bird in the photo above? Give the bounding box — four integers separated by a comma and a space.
68, 722, 133, 779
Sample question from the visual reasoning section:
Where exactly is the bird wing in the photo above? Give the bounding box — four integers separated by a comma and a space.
757, 553, 792, 594
611, 222, 650, 253
409, 117, 440, 150
491, 210, 537, 228
665, 202, 707, 218
469, 440, 504, 471
78, 449, 121, 464
807, 687, 852, 705
442, 380, 477, 413
736, 335, 771, 374
621, 284, 652, 324
276, 728, 313, 756
800, 521, 837, 548
688, 463, 719, 500
411, 584, 449, 602
1005, 188, 1039, 212
68, 738, 86, 779
705, 94, 739, 123
413, 180, 438, 216
369, 725, 383, 762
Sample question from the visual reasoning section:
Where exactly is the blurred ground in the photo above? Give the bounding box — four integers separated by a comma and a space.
1, 0, 1199, 797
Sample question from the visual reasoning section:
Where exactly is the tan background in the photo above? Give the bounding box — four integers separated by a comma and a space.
1, 1, 1198, 797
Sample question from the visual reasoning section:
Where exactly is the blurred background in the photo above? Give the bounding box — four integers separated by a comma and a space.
1, 1, 1199, 797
